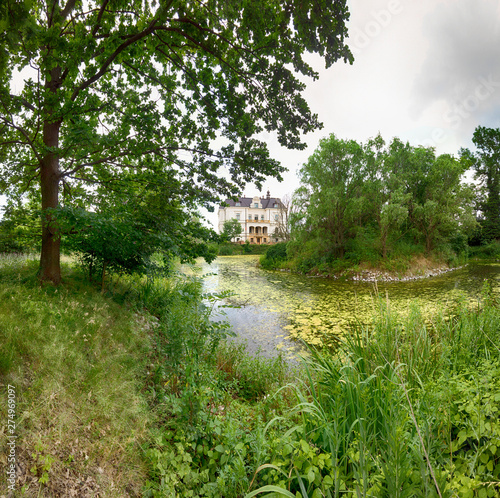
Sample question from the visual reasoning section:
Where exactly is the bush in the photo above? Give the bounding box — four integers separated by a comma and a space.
469, 241, 500, 259
259, 242, 289, 269
218, 243, 235, 255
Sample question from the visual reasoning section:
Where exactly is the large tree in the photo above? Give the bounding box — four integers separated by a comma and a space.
291, 134, 476, 266
461, 126, 500, 241
294, 134, 367, 259
220, 217, 242, 242
0, 0, 352, 284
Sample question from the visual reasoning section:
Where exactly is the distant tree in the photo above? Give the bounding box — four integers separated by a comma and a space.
461, 126, 500, 241
221, 218, 242, 242
274, 194, 296, 242
291, 134, 477, 266
0, 0, 353, 284
412, 154, 476, 254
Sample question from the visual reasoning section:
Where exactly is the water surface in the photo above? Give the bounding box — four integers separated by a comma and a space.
184, 256, 500, 360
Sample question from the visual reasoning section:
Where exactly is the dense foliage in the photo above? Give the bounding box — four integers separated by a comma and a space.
221, 218, 243, 243
287, 133, 477, 274
2, 252, 500, 496
461, 126, 500, 242
0, 0, 352, 283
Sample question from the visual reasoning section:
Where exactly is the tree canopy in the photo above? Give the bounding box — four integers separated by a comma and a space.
220, 218, 242, 242
0, 0, 352, 283
290, 133, 476, 270
461, 126, 500, 241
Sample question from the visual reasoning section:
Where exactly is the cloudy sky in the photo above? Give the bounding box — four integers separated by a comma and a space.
208, 0, 500, 229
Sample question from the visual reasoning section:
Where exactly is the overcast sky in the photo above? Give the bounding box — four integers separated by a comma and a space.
208, 0, 500, 229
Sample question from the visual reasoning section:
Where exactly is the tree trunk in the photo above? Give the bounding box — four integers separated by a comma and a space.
39, 118, 62, 285
101, 261, 108, 293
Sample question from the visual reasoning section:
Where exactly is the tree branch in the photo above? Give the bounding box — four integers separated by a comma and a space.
60, 0, 77, 21
91, 0, 110, 37
9, 94, 36, 112
70, 19, 160, 101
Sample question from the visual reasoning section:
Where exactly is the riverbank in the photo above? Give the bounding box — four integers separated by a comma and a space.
0, 256, 295, 497
341, 260, 465, 282
2, 255, 500, 497
261, 243, 469, 282
272, 259, 465, 282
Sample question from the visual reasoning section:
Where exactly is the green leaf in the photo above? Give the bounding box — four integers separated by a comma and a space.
244, 485, 296, 498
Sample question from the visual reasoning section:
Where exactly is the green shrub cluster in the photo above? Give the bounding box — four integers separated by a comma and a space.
259, 242, 289, 270
218, 242, 270, 257
133, 275, 296, 497
469, 241, 500, 260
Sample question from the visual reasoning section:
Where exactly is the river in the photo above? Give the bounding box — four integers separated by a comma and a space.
183, 256, 500, 361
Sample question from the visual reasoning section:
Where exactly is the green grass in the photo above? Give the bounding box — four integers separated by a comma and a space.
0, 255, 153, 496
2, 254, 499, 497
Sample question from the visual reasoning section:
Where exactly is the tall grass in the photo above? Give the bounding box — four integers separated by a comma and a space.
0, 256, 153, 496
249, 283, 500, 497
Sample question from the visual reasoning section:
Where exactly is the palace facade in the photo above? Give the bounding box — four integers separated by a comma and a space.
218, 191, 283, 244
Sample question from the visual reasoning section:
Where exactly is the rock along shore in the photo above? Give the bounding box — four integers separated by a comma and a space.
348, 265, 464, 283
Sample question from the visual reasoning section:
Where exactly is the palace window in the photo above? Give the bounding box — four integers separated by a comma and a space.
235, 202, 241, 207
254, 203, 259, 208
261, 215, 264, 220
254, 215, 258, 221
235, 213, 240, 220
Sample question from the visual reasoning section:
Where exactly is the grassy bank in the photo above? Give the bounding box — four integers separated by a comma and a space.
216, 242, 269, 256
1, 255, 500, 497
259, 241, 500, 279
0, 256, 295, 497
0, 255, 153, 496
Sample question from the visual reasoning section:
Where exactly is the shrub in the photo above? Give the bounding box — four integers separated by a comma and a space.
260, 242, 289, 269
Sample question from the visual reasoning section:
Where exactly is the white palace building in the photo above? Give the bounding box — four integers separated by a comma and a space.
218, 191, 283, 244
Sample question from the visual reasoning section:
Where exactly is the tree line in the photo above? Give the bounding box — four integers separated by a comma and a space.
279, 127, 500, 273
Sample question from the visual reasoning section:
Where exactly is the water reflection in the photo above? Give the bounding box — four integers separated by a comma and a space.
183, 257, 500, 360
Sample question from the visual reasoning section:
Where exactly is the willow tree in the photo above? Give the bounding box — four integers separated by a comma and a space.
0, 0, 352, 284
